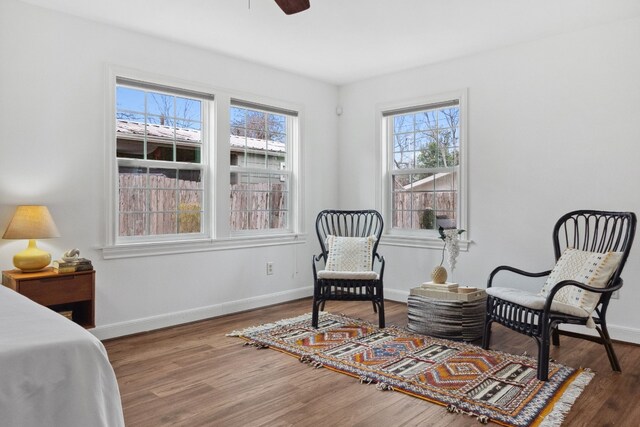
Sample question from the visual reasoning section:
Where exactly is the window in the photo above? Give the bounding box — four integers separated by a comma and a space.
382, 92, 466, 238
105, 69, 304, 257
229, 100, 297, 233
114, 77, 212, 242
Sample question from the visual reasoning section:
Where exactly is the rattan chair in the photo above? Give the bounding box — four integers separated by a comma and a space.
482, 210, 636, 381
312, 210, 385, 328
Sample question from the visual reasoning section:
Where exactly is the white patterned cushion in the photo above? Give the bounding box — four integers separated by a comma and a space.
539, 248, 623, 315
324, 235, 376, 272
317, 270, 379, 280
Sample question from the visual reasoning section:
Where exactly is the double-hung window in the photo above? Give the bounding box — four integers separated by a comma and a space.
382, 92, 466, 239
229, 100, 297, 233
114, 77, 212, 242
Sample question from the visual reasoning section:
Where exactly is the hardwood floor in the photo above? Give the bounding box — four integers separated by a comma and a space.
104, 299, 640, 426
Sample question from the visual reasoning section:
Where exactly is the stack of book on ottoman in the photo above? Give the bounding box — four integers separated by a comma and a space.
407, 282, 486, 341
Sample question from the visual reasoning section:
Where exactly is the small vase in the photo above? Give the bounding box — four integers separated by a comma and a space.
431, 266, 448, 284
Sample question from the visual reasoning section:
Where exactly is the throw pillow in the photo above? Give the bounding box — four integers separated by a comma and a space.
539, 248, 623, 316
325, 235, 376, 272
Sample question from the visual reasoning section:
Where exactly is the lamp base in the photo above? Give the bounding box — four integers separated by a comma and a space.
13, 239, 51, 272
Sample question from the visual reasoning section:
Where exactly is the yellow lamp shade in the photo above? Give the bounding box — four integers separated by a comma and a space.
3, 205, 60, 272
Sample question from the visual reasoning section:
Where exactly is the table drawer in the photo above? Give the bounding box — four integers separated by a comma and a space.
19, 274, 93, 306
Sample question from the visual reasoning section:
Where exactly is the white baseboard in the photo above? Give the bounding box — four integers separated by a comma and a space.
560, 324, 640, 345
384, 287, 410, 303
92, 285, 640, 345
91, 286, 313, 340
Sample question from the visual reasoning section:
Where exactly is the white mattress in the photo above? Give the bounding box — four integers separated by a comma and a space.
0, 285, 124, 427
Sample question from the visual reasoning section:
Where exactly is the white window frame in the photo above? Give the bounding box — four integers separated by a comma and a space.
102, 67, 305, 259
377, 89, 469, 249
228, 99, 298, 236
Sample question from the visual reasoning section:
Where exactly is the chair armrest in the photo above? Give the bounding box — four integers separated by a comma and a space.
312, 254, 325, 280
487, 265, 552, 288
373, 253, 385, 279
542, 278, 623, 313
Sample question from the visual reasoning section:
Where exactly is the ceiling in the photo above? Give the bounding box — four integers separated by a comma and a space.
18, 0, 640, 85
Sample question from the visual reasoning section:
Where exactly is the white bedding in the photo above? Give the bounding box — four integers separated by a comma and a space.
0, 285, 124, 427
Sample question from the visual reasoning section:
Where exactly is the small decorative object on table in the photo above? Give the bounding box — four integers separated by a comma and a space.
53, 249, 93, 273
62, 248, 80, 262
430, 226, 465, 283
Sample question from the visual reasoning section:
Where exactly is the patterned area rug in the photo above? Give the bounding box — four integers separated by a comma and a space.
228, 312, 593, 426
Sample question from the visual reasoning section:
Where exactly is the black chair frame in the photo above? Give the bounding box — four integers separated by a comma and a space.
312, 210, 385, 328
482, 210, 636, 381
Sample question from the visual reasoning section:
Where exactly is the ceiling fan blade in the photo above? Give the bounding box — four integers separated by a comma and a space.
274, 0, 310, 15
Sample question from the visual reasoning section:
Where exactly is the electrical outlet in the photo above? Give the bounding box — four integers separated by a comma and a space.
266, 262, 274, 275
612, 290, 620, 299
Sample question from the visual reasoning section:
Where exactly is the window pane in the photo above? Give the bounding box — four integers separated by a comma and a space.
119, 188, 146, 213
177, 144, 201, 163
230, 172, 288, 231
149, 190, 176, 212
147, 92, 175, 118
119, 213, 146, 236
391, 171, 457, 230
116, 87, 145, 113
394, 115, 413, 133
149, 168, 176, 188
246, 110, 266, 133
119, 166, 146, 187
176, 97, 201, 123
178, 210, 201, 234
117, 137, 144, 159
230, 107, 245, 127
267, 113, 285, 133
149, 212, 177, 235
147, 141, 174, 161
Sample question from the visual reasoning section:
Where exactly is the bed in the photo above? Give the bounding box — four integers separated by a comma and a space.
0, 285, 124, 427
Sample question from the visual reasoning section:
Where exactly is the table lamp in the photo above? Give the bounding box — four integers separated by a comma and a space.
2, 205, 60, 272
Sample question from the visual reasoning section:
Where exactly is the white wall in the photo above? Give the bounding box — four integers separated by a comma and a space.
3, 0, 639, 343
0, 0, 339, 338
338, 17, 640, 342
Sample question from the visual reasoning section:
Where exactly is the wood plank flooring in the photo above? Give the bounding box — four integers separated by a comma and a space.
104, 299, 640, 426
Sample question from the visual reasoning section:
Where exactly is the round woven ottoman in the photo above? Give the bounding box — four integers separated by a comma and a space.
407, 292, 486, 342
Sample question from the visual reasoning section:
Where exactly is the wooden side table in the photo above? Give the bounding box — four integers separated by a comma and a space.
407, 286, 486, 342
2, 268, 95, 328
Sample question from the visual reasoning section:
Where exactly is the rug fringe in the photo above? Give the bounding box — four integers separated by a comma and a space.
242, 340, 268, 349
226, 312, 328, 337
537, 369, 595, 427
359, 375, 374, 385
375, 382, 394, 391
299, 355, 323, 369
446, 405, 489, 424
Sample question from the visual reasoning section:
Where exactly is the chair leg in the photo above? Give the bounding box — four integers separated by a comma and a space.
552, 326, 560, 347
312, 295, 322, 328
596, 321, 621, 372
537, 327, 551, 381
311, 303, 319, 328
481, 319, 492, 350
378, 300, 385, 328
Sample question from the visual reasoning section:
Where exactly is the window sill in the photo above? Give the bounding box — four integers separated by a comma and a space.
101, 233, 307, 259
380, 233, 470, 251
